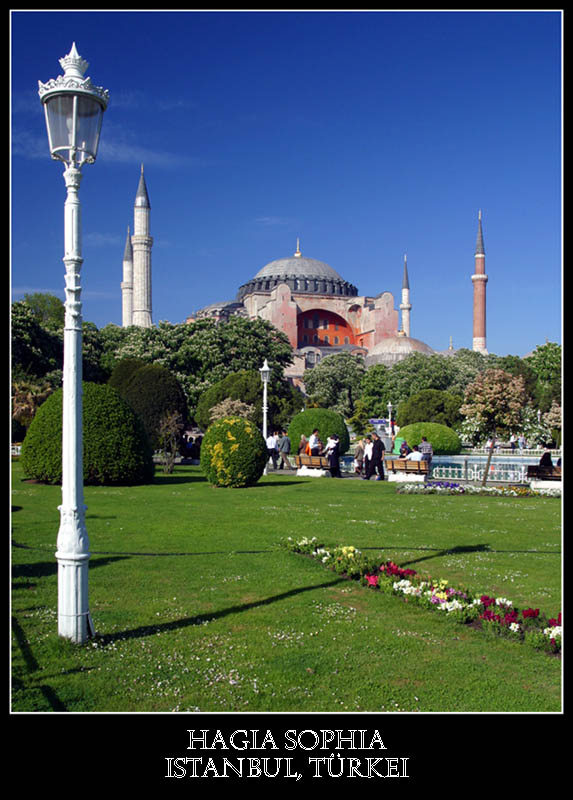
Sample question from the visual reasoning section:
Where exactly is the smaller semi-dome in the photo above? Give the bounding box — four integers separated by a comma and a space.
365, 335, 435, 367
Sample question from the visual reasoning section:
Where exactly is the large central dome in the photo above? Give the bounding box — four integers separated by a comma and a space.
237, 241, 358, 300
254, 255, 343, 281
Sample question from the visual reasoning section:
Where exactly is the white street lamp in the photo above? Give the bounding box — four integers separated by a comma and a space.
38, 44, 109, 643
387, 401, 393, 437
259, 359, 271, 475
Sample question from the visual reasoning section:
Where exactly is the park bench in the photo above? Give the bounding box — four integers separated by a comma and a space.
386, 458, 430, 475
385, 458, 430, 482
294, 454, 332, 472
526, 465, 561, 481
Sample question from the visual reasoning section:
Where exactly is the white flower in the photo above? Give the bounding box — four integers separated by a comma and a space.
509, 622, 521, 633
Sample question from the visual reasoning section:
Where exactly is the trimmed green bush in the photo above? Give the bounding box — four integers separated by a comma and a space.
108, 358, 147, 395
120, 363, 188, 449
200, 416, 267, 488
397, 422, 462, 455
20, 382, 155, 485
287, 408, 350, 455
396, 389, 464, 428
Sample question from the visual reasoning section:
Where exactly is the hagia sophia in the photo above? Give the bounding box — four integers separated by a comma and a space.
120, 168, 489, 382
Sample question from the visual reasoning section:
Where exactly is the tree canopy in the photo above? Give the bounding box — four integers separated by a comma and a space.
303, 352, 366, 417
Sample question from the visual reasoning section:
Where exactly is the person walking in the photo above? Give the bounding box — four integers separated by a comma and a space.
371, 431, 385, 480
353, 438, 365, 475
266, 431, 279, 470
362, 436, 374, 479
323, 434, 341, 478
278, 429, 291, 470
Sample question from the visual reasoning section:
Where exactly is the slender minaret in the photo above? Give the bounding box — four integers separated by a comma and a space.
472, 210, 488, 353
400, 254, 412, 337
121, 226, 133, 327
131, 165, 153, 328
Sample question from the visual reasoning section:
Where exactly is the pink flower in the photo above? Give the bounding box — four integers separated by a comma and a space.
365, 574, 378, 587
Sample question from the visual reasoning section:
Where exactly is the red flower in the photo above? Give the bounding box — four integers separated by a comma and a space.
522, 608, 540, 619
365, 574, 378, 587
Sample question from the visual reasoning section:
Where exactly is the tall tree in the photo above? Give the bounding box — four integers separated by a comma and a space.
98, 316, 294, 417
23, 292, 65, 330
524, 342, 562, 412
303, 352, 366, 417
460, 368, 527, 485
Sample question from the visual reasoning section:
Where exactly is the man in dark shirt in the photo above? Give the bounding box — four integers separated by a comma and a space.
370, 431, 385, 481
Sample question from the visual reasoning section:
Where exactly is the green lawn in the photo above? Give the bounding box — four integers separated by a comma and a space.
11, 462, 562, 712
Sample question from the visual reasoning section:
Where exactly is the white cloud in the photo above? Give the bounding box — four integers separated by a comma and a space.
254, 216, 291, 227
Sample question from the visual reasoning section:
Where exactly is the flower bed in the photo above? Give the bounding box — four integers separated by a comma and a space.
284, 536, 562, 655
395, 481, 561, 497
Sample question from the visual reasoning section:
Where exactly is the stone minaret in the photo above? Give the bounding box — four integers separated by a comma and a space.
400, 254, 412, 337
131, 165, 153, 328
121, 226, 133, 327
472, 210, 488, 353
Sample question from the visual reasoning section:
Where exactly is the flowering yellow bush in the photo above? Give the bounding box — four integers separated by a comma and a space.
201, 416, 267, 488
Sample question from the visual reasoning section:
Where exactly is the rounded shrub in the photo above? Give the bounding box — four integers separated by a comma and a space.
201, 416, 267, 488
120, 363, 188, 449
397, 422, 462, 455
108, 358, 147, 395
20, 382, 155, 485
287, 408, 350, 455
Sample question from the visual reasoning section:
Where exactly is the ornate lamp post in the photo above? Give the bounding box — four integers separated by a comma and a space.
259, 359, 271, 475
387, 401, 393, 437
38, 44, 109, 643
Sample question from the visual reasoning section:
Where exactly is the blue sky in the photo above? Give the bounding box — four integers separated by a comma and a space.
11, 10, 562, 357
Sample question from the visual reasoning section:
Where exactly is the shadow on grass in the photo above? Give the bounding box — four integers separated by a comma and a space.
398, 543, 492, 569
360, 542, 560, 559
150, 473, 208, 486
11, 548, 129, 584
11, 617, 68, 711
95, 576, 346, 646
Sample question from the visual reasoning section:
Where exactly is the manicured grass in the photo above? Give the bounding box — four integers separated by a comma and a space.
11, 462, 562, 712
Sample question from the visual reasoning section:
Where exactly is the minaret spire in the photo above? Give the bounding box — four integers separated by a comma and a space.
399, 253, 412, 337
294, 237, 302, 257
131, 166, 153, 328
472, 210, 488, 353
121, 225, 133, 327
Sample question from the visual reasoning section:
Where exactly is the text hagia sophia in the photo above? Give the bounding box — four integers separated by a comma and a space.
120, 167, 489, 382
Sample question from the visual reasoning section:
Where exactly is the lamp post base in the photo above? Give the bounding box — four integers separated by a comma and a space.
55, 550, 93, 643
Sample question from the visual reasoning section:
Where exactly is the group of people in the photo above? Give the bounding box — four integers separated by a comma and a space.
298, 429, 342, 477
353, 432, 386, 481
266, 430, 292, 470
354, 433, 434, 479
488, 434, 528, 452
397, 436, 434, 467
